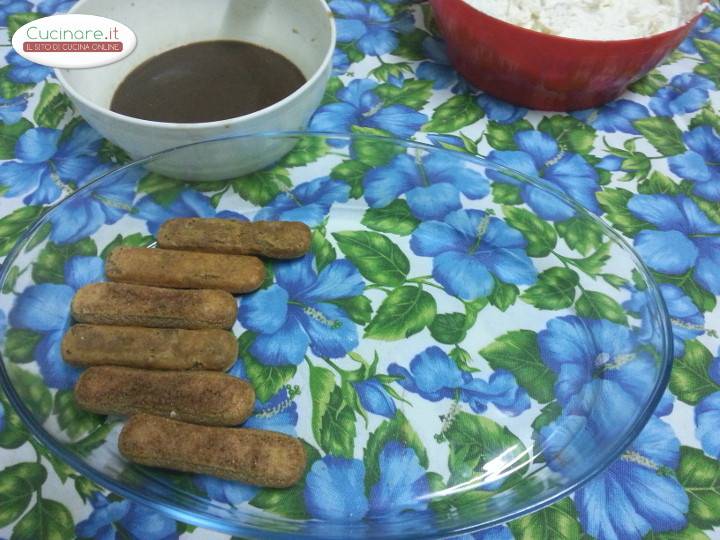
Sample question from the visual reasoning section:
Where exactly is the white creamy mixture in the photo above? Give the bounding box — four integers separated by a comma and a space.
464, 0, 695, 40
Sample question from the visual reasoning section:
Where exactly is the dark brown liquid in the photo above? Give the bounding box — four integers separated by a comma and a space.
110, 40, 306, 123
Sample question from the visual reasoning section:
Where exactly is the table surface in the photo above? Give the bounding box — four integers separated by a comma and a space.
1, 1, 720, 539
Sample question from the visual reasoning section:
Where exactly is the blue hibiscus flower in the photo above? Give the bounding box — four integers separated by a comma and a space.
410, 209, 537, 300
0, 95, 27, 124
0, 1, 31, 25
4, 50, 53, 84
133, 189, 246, 235
47, 164, 145, 244
37, 0, 76, 14
486, 130, 601, 221
239, 255, 364, 366
309, 79, 427, 142
650, 73, 713, 116
76, 492, 177, 540
304, 440, 428, 520
539, 316, 657, 433
679, 16, 720, 54
9, 256, 104, 389
353, 379, 396, 418
695, 352, 720, 458
573, 100, 649, 134
575, 417, 688, 540
477, 94, 527, 124
0, 400, 5, 433
333, 48, 350, 75
668, 126, 720, 201
623, 283, 704, 358
364, 151, 489, 220
330, 0, 414, 56
255, 176, 350, 226
389, 346, 530, 416
0, 123, 102, 205
627, 194, 720, 293
416, 37, 471, 93
456, 525, 513, 540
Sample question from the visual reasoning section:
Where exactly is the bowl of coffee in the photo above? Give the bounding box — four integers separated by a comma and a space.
56, 0, 335, 180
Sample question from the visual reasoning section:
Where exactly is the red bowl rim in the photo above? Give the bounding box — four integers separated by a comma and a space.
441, 0, 708, 46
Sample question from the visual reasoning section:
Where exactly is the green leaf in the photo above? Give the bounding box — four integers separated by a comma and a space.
532, 401, 563, 432
488, 280, 519, 311
319, 386, 356, 458
309, 365, 335, 449
369, 62, 413, 83
556, 215, 603, 256
695, 62, 720, 86
567, 242, 611, 275
669, 340, 719, 405
597, 188, 649, 236
639, 170, 681, 196
0, 463, 46, 528
136, 172, 184, 206
250, 441, 321, 519
629, 70, 668, 96
329, 295, 373, 325
310, 228, 336, 273
486, 120, 533, 151
4, 329, 41, 364
480, 329, 555, 403
73, 476, 99, 504
429, 313, 467, 344
100, 233, 155, 259
2, 265, 21, 294
364, 412, 427, 493
98, 139, 131, 164
361, 200, 419, 236
32, 239, 97, 284
449, 346, 478, 373
602, 273, 628, 288
365, 285, 436, 340
0, 118, 33, 159
333, 231, 409, 286
652, 270, 717, 313
424, 95, 483, 133
492, 183, 523, 205
7, 13, 44, 37
696, 38, 720, 66
33, 83, 71, 128
0, 394, 28, 449
634, 117, 685, 156
392, 28, 431, 60
231, 168, 292, 206
644, 524, 711, 540
0, 205, 44, 256
243, 351, 296, 403
54, 390, 104, 439
576, 290, 628, 324
66, 422, 114, 456
280, 136, 328, 167
376, 79, 433, 109
503, 206, 557, 257
509, 498, 582, 540
538, 116, 596, 155
693, 195, 720, 225
689, 105, 720, 133
445, 412, 527, 485
24, 222, 51, 253
11, 498, 73, 540
677, 446, 720, 529
322, 76, 344, 104
9, 366, 52, 422
330, 159, 368, 199
0, 66, 34, 99
350, 126, 403, 167
521, 267, 579, 310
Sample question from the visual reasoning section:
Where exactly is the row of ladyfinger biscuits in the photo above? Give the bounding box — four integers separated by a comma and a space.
64, 218, 311, 488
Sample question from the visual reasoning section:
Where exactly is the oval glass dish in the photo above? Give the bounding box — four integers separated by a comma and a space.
0, 132, 672, 539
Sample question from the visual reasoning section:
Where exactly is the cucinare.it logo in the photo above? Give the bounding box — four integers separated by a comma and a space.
11, 14, 136, 69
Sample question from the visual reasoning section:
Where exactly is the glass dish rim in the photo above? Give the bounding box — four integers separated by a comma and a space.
0, 130, 674, 539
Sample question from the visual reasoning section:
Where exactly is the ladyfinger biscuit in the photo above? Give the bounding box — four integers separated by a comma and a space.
157, 218, 311, 259
75, 367, 254, 426
105, 247, 265, 293
71, 282, 237, 329
119, 413, 306, 487
62, 325, 237, 371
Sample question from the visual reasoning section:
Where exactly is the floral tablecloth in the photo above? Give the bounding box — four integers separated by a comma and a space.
1, 0, 720, 539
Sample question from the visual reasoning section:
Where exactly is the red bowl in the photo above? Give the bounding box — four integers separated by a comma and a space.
430, 0, 706, 111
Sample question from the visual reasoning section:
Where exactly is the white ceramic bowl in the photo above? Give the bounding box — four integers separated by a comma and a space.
56, 0, 335, 180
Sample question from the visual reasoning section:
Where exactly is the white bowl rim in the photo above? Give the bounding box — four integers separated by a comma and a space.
55, 0, 336, 130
